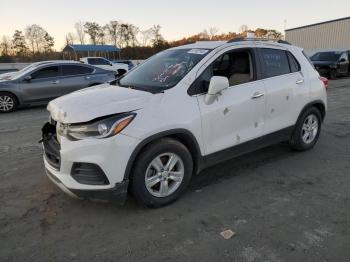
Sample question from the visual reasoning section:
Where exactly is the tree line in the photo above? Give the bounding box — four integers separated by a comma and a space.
0, 21, 283, 62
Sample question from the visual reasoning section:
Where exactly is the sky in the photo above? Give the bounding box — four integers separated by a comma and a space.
0, 0, 349, 49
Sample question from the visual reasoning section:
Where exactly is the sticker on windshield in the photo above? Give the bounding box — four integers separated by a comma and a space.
187, 49, 209, 55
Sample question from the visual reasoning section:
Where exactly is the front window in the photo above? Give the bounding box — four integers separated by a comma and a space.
311, 52, 341, 62
117, 48, 211, 92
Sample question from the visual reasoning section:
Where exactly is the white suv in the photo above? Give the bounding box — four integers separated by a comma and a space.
42, 39, 327, 207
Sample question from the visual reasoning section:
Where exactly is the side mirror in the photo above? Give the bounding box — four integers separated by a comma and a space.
339, 58, 346, 63
205, 76, 229, 105
110, 62, 113, 66
24, 75, 32, 82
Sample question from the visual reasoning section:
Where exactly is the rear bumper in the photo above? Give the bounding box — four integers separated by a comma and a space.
45, 166, 129, 203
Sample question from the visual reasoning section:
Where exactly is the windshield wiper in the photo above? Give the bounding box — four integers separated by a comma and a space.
111, 79, 164, 94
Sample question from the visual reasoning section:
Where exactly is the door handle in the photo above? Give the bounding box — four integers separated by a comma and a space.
85, 76, 91, 80
251, 92, 264, 99
296, 79, 304, 85
51, 80, 60, 84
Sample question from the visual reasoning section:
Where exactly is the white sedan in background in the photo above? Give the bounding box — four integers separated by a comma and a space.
80, 57, 128, 76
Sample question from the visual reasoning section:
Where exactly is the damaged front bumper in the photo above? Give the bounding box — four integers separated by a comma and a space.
45, 165, 129, 203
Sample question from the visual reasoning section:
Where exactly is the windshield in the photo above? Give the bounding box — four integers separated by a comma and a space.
118, 48, 211, 92
311, 52, 342, 62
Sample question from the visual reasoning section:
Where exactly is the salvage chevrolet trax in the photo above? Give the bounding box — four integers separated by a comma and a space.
42, 39, 327, 207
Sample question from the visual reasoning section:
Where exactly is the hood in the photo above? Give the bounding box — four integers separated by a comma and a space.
48, 83, 154, 124
312, 61, 336, 67
0, 72, 16, 82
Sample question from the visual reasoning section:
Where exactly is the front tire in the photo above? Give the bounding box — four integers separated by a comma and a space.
289, 107, 322, 151
0, 92, 18, 113
130, 138, 193, 208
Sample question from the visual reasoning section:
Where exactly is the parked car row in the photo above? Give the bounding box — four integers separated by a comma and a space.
310, 50, 350, 79
0, 61, 116, 112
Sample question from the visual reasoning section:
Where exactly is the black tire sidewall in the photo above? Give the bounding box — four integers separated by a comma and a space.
0, 92, 18, 113
330, 69, 337, 80
130, 139, 193, 207
291, 107, 322, 151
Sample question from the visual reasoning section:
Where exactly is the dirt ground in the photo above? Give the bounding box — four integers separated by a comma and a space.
1, 78, 350, 262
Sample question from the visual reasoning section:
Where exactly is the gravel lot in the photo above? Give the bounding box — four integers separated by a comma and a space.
1, 78, 350, 262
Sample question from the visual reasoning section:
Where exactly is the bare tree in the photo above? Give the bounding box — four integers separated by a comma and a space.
98, 26, 107, 45
43, 32, 55, 53
150, 25, 165, 47
105, 21, 119, 47
140, 29, 153, 46
239, 24, 249, 34
12, 30, 28, 56
267, 29, 282, 40
74, 21, 86, 44
84, 22, 102, 45
0, 36, 12, 56
118, 23, 139, 47
25, 24, 50, 55
198, 29, 209, 40
208, 27, 219, 39
65, 32, 75, 45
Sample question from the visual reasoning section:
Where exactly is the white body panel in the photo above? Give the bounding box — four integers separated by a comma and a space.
44, 40, 327, 193
197, 80, 266, 155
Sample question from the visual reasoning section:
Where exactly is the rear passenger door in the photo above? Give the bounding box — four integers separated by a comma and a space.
258, 48, 304, 134
60, 65, 95, 95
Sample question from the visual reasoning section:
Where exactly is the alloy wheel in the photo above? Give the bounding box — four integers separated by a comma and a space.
301, 114, 319, 144
145, 153, 185, 198
0, 95, 14, 112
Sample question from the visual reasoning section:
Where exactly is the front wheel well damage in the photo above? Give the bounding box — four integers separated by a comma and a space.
124, 130, 202, 181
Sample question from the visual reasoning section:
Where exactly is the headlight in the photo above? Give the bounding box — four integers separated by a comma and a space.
58, 113, 136, 141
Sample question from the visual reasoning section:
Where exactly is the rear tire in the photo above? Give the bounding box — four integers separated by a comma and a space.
289, 107, 322, 151
0, 92, 18, 113
130, 138, 193, 208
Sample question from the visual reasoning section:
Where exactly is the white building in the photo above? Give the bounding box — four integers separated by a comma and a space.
285, 17, 350, 55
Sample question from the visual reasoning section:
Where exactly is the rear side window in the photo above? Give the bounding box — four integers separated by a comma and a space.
287, 52, 301, 73
259, 48, 290, 78
88, 58, 110, 65
31, 66, 60, 79
62, 65, 94, 76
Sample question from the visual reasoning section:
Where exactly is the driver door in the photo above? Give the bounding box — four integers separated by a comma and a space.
193, 48, 266, 156
19, 65, 62, 103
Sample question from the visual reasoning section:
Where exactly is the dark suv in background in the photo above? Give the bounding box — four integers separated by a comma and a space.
311, 50, 350, 79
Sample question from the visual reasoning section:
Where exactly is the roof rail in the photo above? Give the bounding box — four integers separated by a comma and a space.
227, 38, 291, 45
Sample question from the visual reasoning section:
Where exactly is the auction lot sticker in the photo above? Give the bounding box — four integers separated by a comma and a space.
187, 49, 209, 55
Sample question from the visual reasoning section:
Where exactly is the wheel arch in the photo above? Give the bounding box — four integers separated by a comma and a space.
299, 100, 326, 121
0, 90, 20, 104
124, 129, 203, 181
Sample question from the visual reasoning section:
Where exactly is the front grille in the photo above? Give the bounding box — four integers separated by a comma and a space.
42, 122, 61, 170
71, 163, 110, 185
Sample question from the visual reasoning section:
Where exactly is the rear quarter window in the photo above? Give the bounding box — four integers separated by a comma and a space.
287, 52, 301, 73
259, 48, 290, 78
62, 65, 94, 76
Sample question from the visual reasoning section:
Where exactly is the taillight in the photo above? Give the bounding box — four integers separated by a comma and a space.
319, 76, 329, 89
